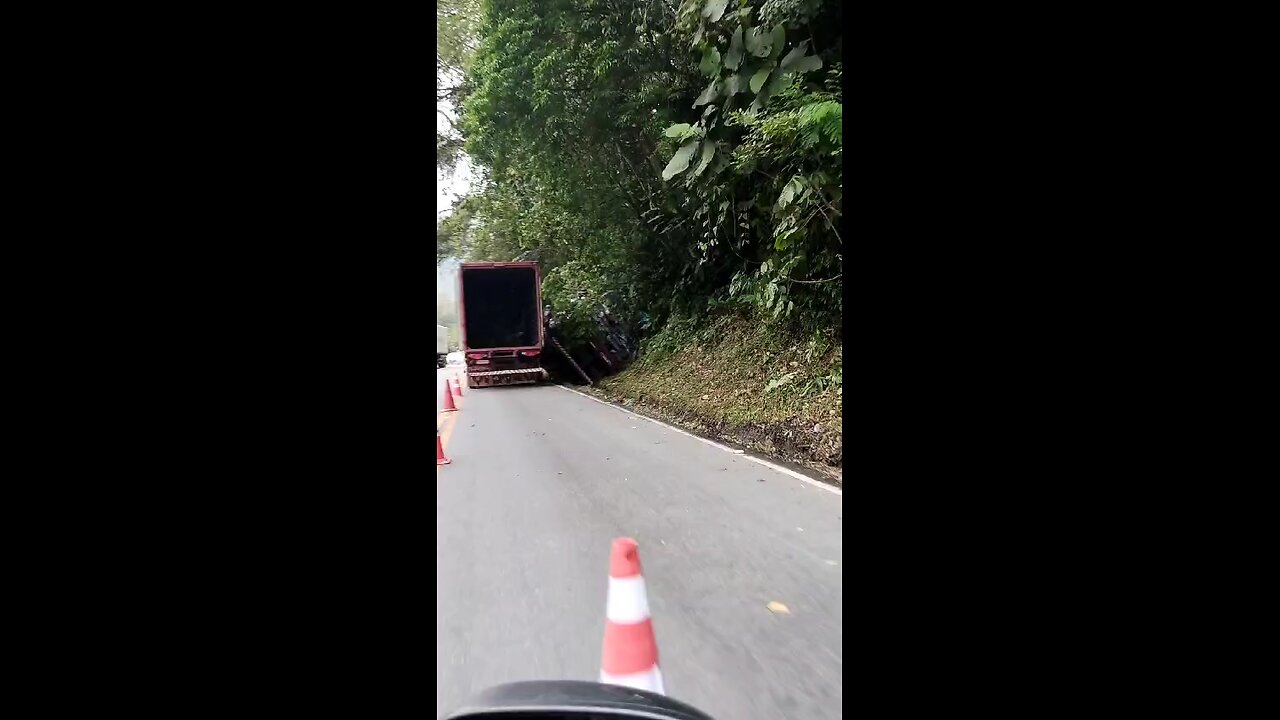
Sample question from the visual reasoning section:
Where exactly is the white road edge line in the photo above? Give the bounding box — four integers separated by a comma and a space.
554, 384, 842, 496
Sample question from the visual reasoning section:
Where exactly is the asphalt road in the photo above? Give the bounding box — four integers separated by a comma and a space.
436, 376, 843, 720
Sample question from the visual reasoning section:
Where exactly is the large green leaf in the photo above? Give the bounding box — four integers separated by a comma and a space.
725, 27, 744, 70
777, 177, 802, 208
748, 64, 793, 112
779, 41, 816, 72
767, 68, 790, 96
725, 70, 752, 96
750, 67, 772, 93
664, 123, 694, 138
744, 26, 768, 57
767, 25, 786, 59
692, 141, 716, 177
662, 140, 699, 180
723, 73, 740, 96
784, 54, 823, 74
699, 46, 721, 76
693, 79, 720, 106
703, 0, 729, 23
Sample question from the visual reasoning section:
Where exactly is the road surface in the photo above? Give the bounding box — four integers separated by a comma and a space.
436, 375, 842, 720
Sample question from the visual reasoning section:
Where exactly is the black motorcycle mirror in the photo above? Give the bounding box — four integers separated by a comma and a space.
444, 681, 715, 719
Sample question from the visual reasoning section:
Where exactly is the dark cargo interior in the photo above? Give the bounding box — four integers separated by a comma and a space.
462, 267, 540, 349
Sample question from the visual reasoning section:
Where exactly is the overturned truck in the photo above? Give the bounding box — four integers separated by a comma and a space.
541, 304, 640, 386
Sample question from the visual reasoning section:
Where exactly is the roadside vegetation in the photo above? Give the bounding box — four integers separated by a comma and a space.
594, 312, 841, 477
437, 0, 843, 470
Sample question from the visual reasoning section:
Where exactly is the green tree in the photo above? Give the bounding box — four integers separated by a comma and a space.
437, 0, 479, 175
445, 0, 843, 336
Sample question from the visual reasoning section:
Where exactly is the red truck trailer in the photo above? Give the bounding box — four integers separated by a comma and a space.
458, 261, 547, 388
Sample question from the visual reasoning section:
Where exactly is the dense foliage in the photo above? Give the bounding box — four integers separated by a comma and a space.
437, 0, 478, 175
441, 0, 842, 343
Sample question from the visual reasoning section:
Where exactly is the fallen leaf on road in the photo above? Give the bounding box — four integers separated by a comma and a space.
767, 601, 791, 615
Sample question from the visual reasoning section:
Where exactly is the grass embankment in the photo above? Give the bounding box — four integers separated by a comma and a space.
591, 313, 842, 482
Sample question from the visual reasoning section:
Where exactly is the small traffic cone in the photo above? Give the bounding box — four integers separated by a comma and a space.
600, 538, 664, 694
435, 433, 451, 465
442, 384, 458, 412
454, 372, 465, 396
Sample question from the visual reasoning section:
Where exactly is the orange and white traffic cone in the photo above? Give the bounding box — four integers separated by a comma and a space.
435, 433, 451, 465
442, 383, 458, 412
600, 537, 664, 694
454, 371, 465, 396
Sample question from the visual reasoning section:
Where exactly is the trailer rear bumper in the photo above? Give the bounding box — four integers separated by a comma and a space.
467, 367, 548, 387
